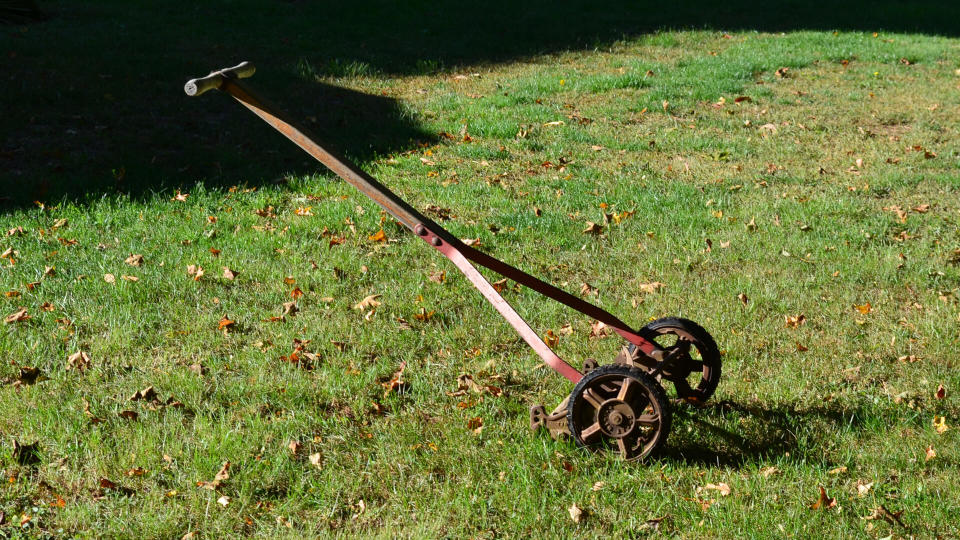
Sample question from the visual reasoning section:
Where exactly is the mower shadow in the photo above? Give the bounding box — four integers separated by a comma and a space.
664, 399, 866, 467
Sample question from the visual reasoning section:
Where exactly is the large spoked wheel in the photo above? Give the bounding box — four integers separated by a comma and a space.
567, 364, 671, 461
628, 317, 721, 404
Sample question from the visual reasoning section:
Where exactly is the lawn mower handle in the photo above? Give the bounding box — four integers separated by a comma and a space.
184, 61, 256, 96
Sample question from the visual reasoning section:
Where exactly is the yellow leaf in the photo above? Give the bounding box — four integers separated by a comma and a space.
544, 330, 559, 348
854, 302, 872, 314
353, 294, 382, 310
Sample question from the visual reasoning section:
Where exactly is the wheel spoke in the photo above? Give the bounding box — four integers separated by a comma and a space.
616, 436, 639, 460
581, 388, 603, 410
617, 377, 635, 401
580, 422, 603, 443
673, 376, 695, 398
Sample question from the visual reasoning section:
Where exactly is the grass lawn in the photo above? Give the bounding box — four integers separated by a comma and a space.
2, 1, 960, 537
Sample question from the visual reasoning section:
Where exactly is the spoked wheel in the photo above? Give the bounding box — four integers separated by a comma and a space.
567, 364, 671, 461
627, 317, 721, 404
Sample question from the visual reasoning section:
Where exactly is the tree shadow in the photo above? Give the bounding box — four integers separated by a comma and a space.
2, 0, 958, 208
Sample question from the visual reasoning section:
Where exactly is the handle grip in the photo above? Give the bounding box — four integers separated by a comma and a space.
184, 61, 256, 96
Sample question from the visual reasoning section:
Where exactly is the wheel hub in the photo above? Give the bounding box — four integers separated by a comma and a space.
597, 399, 636, 438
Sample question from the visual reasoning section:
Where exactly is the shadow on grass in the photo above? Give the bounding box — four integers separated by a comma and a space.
665, 399, 866, 467
2, 0, 959, 208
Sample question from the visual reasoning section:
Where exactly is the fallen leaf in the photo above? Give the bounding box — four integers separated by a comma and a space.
746, 217, 757, 231
187, 265, 204, 281
368, 229, 387, 243
171, 190, 189, 202
282, 301, 298, 317
291, 286, 304, 299
294, 206, 313, 216
775, 67, 789, 78
43, 266, 55, 276
703, 483, 731, 496
933, 416, 948, 434
126, 467, 146, 477
217, 317, 235, 331
925, 445, 936, 461
124, 254, 144, 267
544, 330, 559, 348
589, 320, 611, 339
582, 222, 603, 235
428, 270, 446, 283
785, 314, 806, 328
118, 410, 139, 420
3, 291, 19, 297
856, 480, 874, 497
492, 278, 508, 293
198, 461, 230, 490
309, 453, 323, 469
737, 293, 749, 305
15, 367, 42, 385
4, 307, 29, 324
912, 204, 931, 213
854, 302, 872, 314
569, 503, 584, 523
759, 466, 780, 478
467, 416, 483, 433
810, 486, 836, 510
217, 495, 231, 507
579, 283, 597, 296
39, 302, 54, 311
222, 267, 237, 280
936, 384, 946, 399
287, 440, 302, 455
353, 294, 382, 310
104, 273, 116, 283
638, 282, 665, 294
828, 466, 847, 475
559, 323, 573, 335
121, 275, 138, 282
130, 386, 157, 402
67, 351, 91, 372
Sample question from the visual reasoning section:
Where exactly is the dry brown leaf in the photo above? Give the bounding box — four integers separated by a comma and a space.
467, 416, 483, 433
759, 466, 780, 478
198, 461, 231, 490
121, 275, 138, 282
568, 503, 583, 523
67, 351, 91, 372
854, 302, 872, 314
810, 486, 836, 510
936, 384, 946, 399
353, 294, 382, 310
103, 274, 116, 283
925, 445, 936, 461
492, 278, 508, 293
3, 290, 19, 298
703, 483, 731, 496
582, 222, 603, 235
118, 410, 139, 420
124, 254, 144, 267
737, 293, 749, 305
579, 283, 597, 296
559, 323, 574, 335
828, 466, 847, 475
933, 415, 949, 434
639, 282, 665, 294
785, 314, 806, 328
171, 190, 189, 202
428, 270, 446, 283
291, 287, 304, 299
856, 480, 874, 497
282, 301, 298, 317
589, 320, 612, 339
309, 452, 323, 469
544, 330, 559, 347
4, 307, 29, 324
222, 267, 237, 280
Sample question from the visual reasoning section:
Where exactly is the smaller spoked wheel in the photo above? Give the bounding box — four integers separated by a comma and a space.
567, 364, 671, 461
629, 317, 721, 404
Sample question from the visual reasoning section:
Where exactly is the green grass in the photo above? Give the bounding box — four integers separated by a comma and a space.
3, 2, 960, 538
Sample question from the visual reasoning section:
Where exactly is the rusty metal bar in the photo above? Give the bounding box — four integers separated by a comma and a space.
185, 65, 665, 380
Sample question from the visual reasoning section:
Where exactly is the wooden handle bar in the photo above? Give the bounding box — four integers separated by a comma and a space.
184, 61, 256, 96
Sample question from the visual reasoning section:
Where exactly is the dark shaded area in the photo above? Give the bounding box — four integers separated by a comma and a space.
666, 400, 864, 467
2, 0, 958, 208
